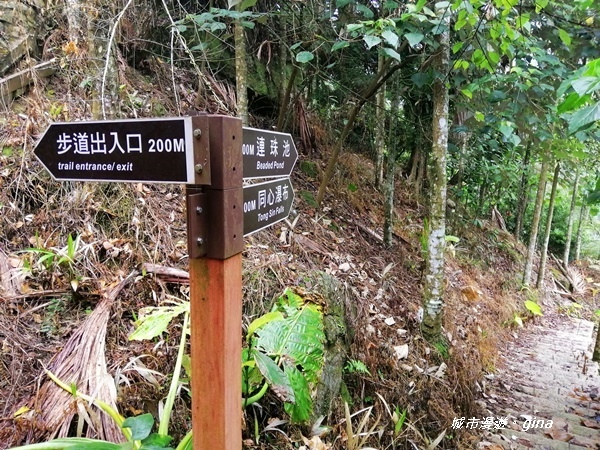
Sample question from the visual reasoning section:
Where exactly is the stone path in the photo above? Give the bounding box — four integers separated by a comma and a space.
479, 316, 600, 449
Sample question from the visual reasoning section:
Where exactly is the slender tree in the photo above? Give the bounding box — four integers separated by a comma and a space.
421, 6, 450, 341
383, 82, 401, 246
536, 161, 560, 288
563, 168, 580, 266
523, 150, 550, 286
514, 144, 532, 241
375, 51, 386, 189
574, 205, 588, 261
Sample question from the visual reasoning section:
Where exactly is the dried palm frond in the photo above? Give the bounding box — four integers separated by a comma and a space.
568, 265, 586, 294
22, 272, 138, 444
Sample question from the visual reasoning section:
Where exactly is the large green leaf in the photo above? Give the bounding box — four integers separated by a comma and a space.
363, 35, 382, 49
246, 311, 283, 340
283, 361, 312, 423
255, 303, 325, 384
6, 438, 125, 450
558, 92, 591, 114
567, 103, 600, 134
404, 32, 424, 48
381, 29, 399, 48
253, 351, 294, 402
122, 413, 154, 441
572, 76, 600, 96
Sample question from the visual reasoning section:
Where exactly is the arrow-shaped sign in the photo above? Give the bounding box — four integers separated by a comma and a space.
243, 177, 294, 236
242, 127, 298, 179
33, 117, 196, 183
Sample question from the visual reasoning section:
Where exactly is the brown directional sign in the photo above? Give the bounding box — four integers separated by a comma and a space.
242, 127, 298, 179
33, 117, 196, 183
243, 177, 294, 236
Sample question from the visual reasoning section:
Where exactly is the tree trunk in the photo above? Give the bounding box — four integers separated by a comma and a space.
421, 10, 450, 341
383, 145, 396, 246
536, 162, 560, 288
276, 65, 299, 131
65, 0, 85, 43
90, 1, 123, 119
574, 205, 588, 261
514, 144, 532, 241
383, 87, 401, 246
234, 18, 248, 125
563, 168, 580, 266
522, 151, 549, 286
374, 53, 386, 189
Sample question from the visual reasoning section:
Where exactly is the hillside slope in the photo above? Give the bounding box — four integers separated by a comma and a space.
1, 68, 597, 449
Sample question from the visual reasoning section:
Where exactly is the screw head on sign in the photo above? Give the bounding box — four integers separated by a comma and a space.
196, 206, 203, 214
197, 237, 204, 246
193, 129, 202, 138
195, 164, 203, 174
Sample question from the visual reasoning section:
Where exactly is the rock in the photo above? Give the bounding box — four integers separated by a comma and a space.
310, 272, 354, 422
0, 1, 47, 76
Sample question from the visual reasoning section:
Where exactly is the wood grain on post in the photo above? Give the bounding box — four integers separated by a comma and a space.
190, 256, 242, 449
188, 114, 243, 450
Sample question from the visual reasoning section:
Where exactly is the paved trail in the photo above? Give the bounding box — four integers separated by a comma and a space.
479, 315, 600, 449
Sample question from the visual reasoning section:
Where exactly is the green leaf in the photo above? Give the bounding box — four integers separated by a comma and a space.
129, 303, 189, 341
346, 23, 364, 34
256, 302, 325, 384
460, 88, 472, 99
239, 0, 257, 10
498, 124, 514, 140
140, 433, 173, 450
336, 0, 354, 7
558, 92, 590, 114
404, 32, 424, 48
572, 77, 600, 96
382, 47, 401, 61
487, 51, 500, 66
363, 35, 382, 49
122, 413, 154, 441
356, 3, 374, 18
247, 311, 284, 339
9, 438, 125, 450
331, 41, 350, 51
283, 362, 312, 423
452, 42, 464, 54
536, 0, 549, 10
567, 103, 600, 134
381, 29, 399, 47
253, 351, 294, 402
411, 72, 430, 87
240, 20, 255, 29
474, 111, 485, 122
558, 28, 571, 46
524, 300, 542, 316
296, 51, 314, 63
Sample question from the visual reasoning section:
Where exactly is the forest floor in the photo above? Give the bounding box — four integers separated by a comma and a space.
1, 67, 600, 449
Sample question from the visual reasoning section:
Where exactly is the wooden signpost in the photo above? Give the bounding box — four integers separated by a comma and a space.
34, 114, 298, 450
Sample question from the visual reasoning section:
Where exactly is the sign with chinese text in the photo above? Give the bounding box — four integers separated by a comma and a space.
243, 177, 294, 236
242, 127, 298, 179
33, 117, 195, 183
